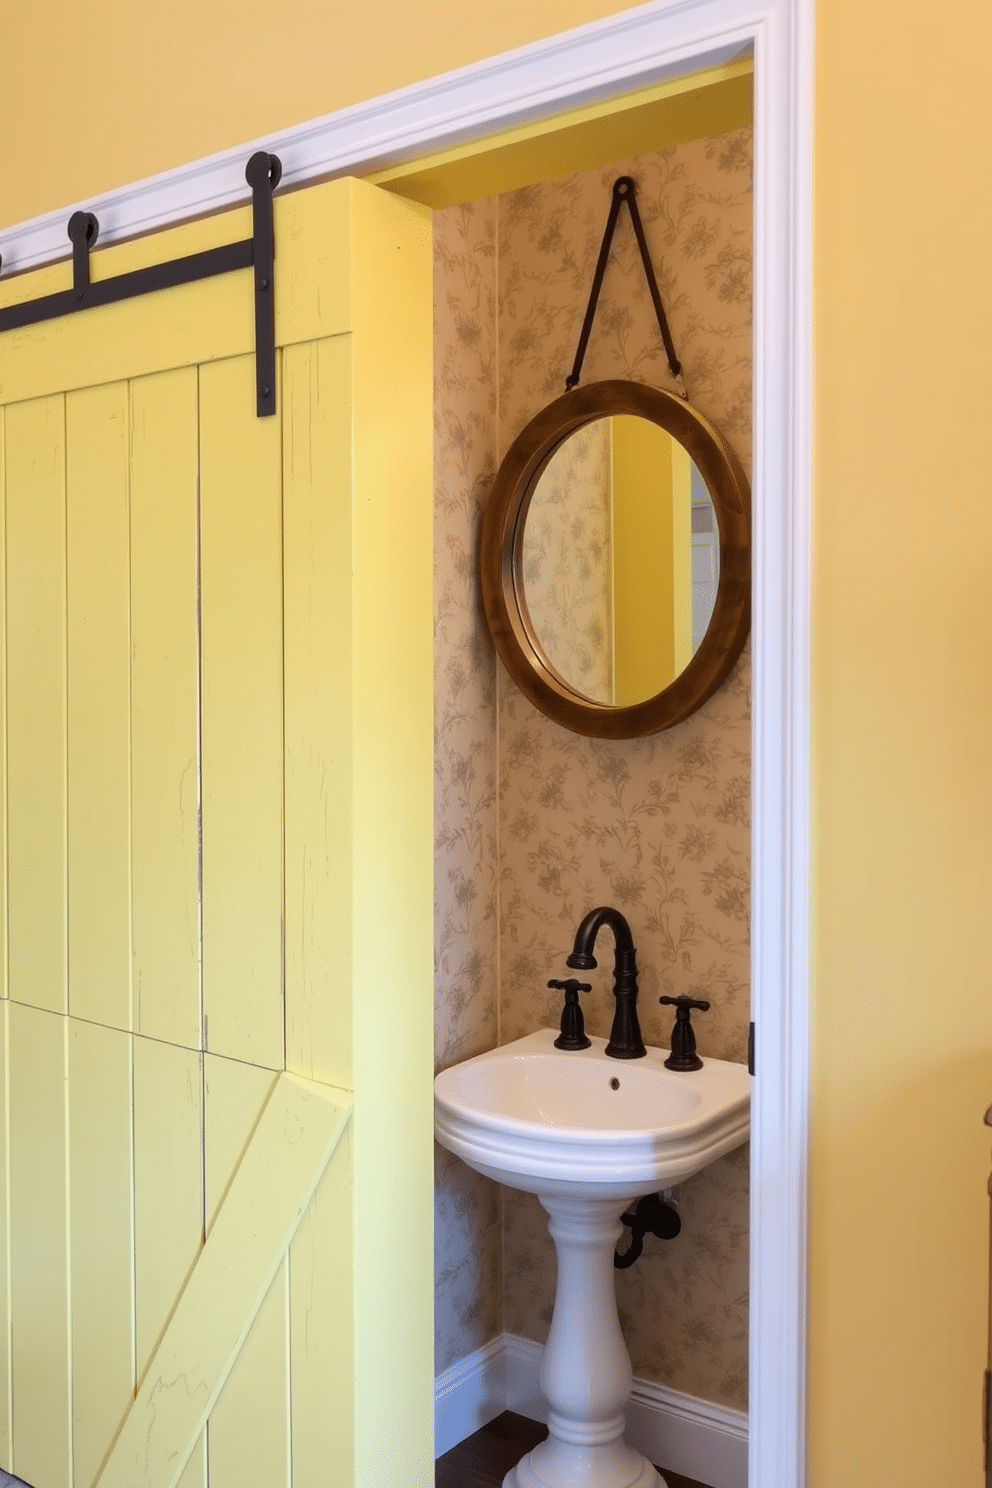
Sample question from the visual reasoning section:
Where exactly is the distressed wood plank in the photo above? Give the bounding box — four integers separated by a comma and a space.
68, 1018, 134, 1488
133, 1036, 204, 1385
283, 337, 354, 1090
95, 1074, 350, 1488
207, 1263, 289, 1488
66, 382, 133, 1031
176, 1430, 206, 1488
8, 1003, 70, 1487
200, 353, 284, 1069
288, 1122, 354, 1488
130, 368, 201, 1049
203, 1057, 285, 1487
203, 1053, 275, 1237
4, 396, 67, 1015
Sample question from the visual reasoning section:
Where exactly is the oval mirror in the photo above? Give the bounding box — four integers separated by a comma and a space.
479, 381, 750, 739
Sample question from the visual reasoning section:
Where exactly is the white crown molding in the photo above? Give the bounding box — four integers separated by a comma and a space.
436, 1332, 748, 1488
2, 4, 812, 1483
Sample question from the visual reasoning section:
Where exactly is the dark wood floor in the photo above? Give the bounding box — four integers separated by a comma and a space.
436, 1411, 711, 1488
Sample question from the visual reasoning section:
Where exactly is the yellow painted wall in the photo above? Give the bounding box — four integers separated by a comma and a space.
810, 6, 992, 1483
2, 1, 992, 1485
0, 0, 635, 227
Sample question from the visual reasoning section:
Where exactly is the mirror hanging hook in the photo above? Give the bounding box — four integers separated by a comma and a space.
565, 175, 687, 399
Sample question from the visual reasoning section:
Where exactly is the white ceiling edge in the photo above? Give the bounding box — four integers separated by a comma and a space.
0, 0, 752, 277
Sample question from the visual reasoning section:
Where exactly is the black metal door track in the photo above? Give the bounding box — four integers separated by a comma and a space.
0, 153, 282, 417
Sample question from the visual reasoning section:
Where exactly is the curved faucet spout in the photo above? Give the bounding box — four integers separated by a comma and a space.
566, 906, 646, 1059
567, 906, 635, 967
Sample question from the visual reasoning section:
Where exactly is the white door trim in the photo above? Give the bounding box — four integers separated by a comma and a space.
0, 4, 813, 1484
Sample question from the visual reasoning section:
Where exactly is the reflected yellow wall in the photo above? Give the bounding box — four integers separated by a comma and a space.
670, 442, 692, 674
2, 1, 992, 1484
610, 416, 692, 703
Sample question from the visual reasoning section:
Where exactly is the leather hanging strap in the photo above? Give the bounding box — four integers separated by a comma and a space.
565, 175, 687, 398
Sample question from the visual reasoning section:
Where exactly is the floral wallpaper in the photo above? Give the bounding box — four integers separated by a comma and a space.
433, 197, 502, 1372
520, 418, 614, 702
433, 128, 753, 1409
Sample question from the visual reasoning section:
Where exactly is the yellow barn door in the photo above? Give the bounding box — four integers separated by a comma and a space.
0, 177, 434, 1488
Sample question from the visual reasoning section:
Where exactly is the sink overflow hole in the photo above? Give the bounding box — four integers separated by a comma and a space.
609, 1077, 620, 1090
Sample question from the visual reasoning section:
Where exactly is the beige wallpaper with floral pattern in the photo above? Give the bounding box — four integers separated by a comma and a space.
434, 127, 752, 1409
433, 197, 503, 1372
520, 418, 615, 701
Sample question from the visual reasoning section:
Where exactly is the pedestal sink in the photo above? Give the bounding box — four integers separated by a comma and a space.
434, 1029, 750, 1488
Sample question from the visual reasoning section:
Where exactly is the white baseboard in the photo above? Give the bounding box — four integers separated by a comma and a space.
434, 1334, 509, 1458
436, 1333, 748, 1488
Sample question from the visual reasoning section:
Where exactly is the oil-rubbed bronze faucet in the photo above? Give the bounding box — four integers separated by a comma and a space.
566, 906, 646, 1059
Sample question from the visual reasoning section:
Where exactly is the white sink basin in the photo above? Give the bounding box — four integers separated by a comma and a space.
435, 1027, 751, 1487
434, 1027, 750, 1201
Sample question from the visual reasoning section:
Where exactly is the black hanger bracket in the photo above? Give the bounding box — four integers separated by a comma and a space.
0, 152, 283, 417
566, 175, 686, 399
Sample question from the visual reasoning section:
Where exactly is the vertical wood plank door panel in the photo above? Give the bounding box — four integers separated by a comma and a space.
283, 336, 355, 1093
66, 382, 133, 1033
200, 353, 285, 1071
4, 397, 67, 1018
176, 1432, 207, 1488
130, 368, 201, 1051
0, 176, 434, 1488
8, 1004, 70, 1488
289, 1123, 356, 1488
206, 1262, 291, 1488
67, 1020, 134, 1488
133, 1035, 205, 1387
202, 1056, 290, 1484
204, 1053, 277, 1235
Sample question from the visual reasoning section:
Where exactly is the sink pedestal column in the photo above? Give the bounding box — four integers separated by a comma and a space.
504, 1194, 665, 1488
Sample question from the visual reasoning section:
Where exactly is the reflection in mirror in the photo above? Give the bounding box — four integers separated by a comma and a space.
520, 416, 718, 707
479, 379, 750, 739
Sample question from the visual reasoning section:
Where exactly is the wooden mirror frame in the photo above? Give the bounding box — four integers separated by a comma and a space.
479, 380, 751, 739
